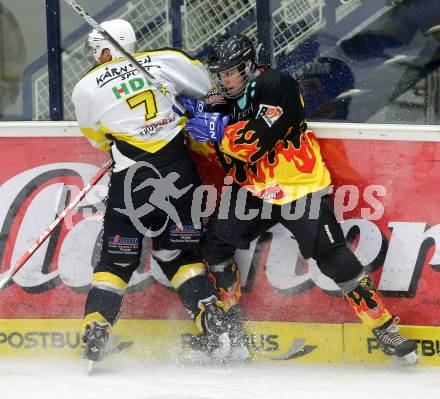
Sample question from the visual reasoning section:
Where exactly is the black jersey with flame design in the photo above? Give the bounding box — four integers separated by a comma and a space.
202, 67, 331, 205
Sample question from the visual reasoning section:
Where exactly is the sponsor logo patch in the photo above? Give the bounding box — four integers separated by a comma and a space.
107, 235, 139, 255
256, 104, 283, 127
204, 88, 227, 106
169, 224, 200, 243
255, 183, 285, 201
108, 235, 139, 246
137, 116, 175, 137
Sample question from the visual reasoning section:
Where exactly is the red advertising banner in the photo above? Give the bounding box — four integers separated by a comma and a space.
1, 131, 440, 327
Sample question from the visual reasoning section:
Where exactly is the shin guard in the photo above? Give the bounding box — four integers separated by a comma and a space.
171, 262, 221, 330
340, 271, 392, 330
83, 271, 127, 333
209, 261, 241, 312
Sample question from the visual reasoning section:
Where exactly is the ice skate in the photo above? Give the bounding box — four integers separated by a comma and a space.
209, 263, 249, 363
188, 297, 231, 363
373, 317, 417, 365
189, 303, 249, 364
82, 321, 111, 373
201, 299, 232, 361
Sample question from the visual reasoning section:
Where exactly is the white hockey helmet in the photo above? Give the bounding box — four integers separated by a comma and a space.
86, 19, 136, 63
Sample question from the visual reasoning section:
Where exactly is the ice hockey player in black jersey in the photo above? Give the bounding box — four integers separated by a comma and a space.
180, 34, 418, 365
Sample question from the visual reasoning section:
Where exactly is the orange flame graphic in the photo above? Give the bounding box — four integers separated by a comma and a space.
280, 131, 317, 173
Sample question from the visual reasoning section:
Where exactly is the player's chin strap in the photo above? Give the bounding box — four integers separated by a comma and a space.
63, 0, 185, 115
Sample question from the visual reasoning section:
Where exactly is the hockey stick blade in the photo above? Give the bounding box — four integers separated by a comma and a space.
87, 360, 96, 375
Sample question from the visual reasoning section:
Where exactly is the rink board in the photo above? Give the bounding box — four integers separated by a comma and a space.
0, 319, 439, 366
1, 123, 440, 367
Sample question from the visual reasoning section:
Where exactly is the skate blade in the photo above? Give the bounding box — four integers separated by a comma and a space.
87, 360, 96, 375
84, 335, 123, 374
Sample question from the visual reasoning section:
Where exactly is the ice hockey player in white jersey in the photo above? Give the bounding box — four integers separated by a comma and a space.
72, 19, 235, 369
73, 20, 209, 172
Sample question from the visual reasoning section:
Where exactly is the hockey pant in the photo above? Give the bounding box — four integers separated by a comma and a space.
84, 158, 223, 334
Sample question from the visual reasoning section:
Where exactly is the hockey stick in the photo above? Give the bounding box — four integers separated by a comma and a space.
0, 159, 112, 289
64, 0, 185, 114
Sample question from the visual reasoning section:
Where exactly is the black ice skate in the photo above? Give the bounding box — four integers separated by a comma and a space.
82, 321, 110, 372
189, 297, 231, 363
373, 317, 417, 365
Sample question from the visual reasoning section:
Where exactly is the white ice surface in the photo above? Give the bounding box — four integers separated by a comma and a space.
0, 358, 439, 399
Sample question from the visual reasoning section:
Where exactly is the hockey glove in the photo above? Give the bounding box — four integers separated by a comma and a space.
185, 112, 230, 143
177, 96, 205, 116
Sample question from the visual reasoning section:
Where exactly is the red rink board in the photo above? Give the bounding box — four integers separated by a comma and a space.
1, 131, 440, 326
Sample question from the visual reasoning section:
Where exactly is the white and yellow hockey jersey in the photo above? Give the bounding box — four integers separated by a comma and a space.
72, 49, 210, 171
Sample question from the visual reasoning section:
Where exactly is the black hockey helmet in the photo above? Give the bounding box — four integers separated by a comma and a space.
208, 34, 256, 98
208, 34, 256, 73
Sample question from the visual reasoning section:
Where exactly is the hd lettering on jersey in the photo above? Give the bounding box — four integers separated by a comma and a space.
112, 77, 148, 100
